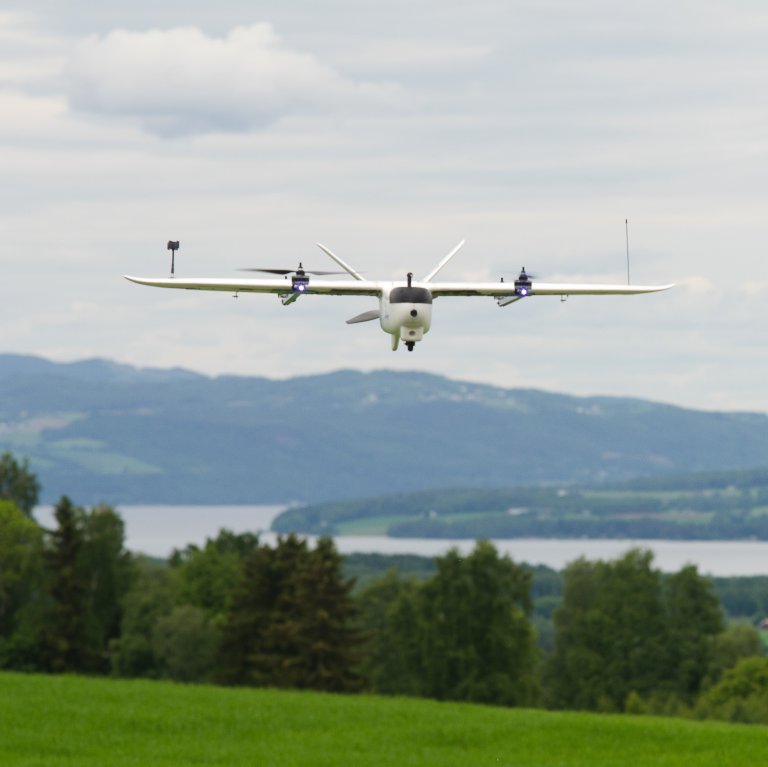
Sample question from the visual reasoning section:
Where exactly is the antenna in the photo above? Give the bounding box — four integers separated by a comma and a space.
167, 240, 180, 277
625, 219, 630, 285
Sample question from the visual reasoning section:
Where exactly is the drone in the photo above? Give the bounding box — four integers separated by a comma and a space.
125, 240, 673, 351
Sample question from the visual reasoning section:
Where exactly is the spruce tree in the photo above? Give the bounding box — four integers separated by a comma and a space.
288, 536, 366, 692
38, 499, 133, 674
217, 535, 368, 691
217, 540, 281, 685
39, 496, 88, 672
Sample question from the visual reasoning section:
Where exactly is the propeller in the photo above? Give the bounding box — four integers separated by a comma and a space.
240, 262, 346, 276
499, 267, 538, 283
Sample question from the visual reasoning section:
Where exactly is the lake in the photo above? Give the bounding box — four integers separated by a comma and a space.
34, 504, 768, 577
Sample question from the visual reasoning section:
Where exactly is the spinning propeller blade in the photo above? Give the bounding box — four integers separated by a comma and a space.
240, 262, 345, 276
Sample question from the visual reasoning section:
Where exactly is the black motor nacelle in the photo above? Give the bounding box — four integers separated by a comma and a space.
291, 264, 310, 293
291, 273, 310, 293
514, 267, 532, 297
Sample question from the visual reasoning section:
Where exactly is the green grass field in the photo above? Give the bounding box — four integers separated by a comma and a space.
1, 672, 767, 766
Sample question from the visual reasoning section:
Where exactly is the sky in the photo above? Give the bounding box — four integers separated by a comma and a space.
1, 1, 767, 412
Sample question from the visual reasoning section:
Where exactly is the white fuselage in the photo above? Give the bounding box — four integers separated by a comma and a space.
378, 283, 433, 349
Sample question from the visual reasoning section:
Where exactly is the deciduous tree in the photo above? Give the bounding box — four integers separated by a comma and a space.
152, 604, 217, 683
170, 529, 260, 622
664, 564, 724, 703
546, 549, 726, 712
111, 558, 175, 678
363, 541, 539, 706
80, 505, 134, 672
0, 501, 45, 668
695, 656, 768, 724
546, 549, 668, 711
0, 453, 40, 517
704, 623, 764, 689
356, 570, 422, 695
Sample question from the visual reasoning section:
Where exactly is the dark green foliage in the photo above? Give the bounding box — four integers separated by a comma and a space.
344, 552, 436, 591
38, 497, 89, 672
361, 541, 539, 707
218, 535, 367, 692
0, 453, 40, 517
79, 505, 134, 672
356, 570, 422, 695
152, 605, 217, 683
110, 558, 175, 678
115, 530, 262, 682
170, 529, 260, 622
386, 513, 768, 539
38, 498, 133, 674
420, 542, 539, 705
217, 534, 306, 686
275, 470, 768, 541
546, 550, 725, 711
711, 576, 768, 623
290, 537, 368, 691
621, 467, 768, 492
663, 565, 725, 703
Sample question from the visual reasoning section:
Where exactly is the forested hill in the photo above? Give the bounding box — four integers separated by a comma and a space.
2, 353, 768, 505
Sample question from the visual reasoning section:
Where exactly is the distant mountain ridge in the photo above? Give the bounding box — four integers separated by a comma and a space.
0, 353, 202, 384
1, 353, 767, 505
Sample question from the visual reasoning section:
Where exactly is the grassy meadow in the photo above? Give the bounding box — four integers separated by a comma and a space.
1, 672, 766, 766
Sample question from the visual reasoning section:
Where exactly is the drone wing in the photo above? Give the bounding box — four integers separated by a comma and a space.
428, 280, 674, 299
123, 275, 383, 297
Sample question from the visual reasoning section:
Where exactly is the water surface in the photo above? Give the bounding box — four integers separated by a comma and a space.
34, 504, 768, 576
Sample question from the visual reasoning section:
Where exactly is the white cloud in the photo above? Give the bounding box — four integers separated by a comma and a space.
0, 12, 67, 89
65, 24, 401, 136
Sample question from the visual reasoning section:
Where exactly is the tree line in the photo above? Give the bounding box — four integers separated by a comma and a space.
1, 452, 767, 724
274, 479, 768, 540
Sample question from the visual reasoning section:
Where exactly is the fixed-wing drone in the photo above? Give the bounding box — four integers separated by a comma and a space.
125, 240, 673, 351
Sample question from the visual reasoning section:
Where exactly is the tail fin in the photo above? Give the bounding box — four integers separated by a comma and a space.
316, 243, 365, 281
422, 240, 465, 282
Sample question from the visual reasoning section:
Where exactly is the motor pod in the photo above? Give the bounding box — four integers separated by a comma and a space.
514, 267, 533, 297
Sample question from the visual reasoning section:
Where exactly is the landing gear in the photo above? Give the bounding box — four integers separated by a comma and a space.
406, 341, 415, 352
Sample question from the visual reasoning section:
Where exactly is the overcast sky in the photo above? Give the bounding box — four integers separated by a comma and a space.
2, 1, 767, 412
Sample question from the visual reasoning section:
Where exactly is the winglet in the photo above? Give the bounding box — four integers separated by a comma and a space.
423, 240, 465, 282
316, 243, 364, 281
